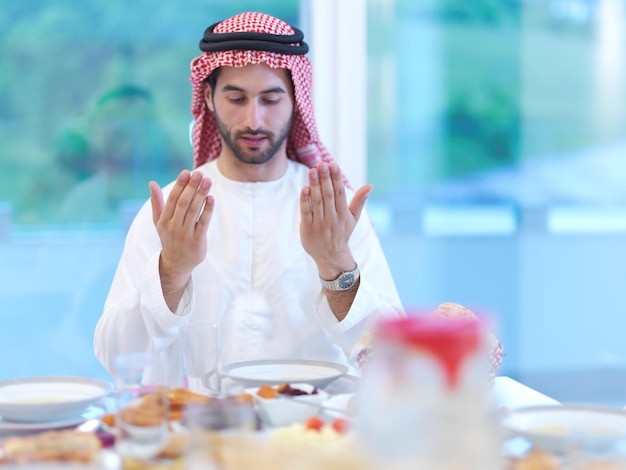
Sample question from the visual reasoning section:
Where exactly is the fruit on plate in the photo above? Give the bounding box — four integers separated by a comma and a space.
304, 416, 325, 432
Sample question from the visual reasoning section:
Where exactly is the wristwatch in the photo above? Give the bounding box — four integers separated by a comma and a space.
319, 264, 360, 291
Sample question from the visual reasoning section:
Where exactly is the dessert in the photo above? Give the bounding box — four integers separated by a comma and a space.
353, 302, 504, 380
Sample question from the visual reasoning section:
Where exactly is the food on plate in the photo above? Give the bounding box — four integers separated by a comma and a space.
269, 421, 354, 451
277, 383, 319, 396
102, 387, 254, 428
0, 430, 101, 464
511, 448, 560, 470
304, 416, 350, 434
304, 416, 325, 432
257, 384, 279, 399
430, 302, 500, 347
255, 383, 319, 400
266, 420, 366, 468
510, 447, 624, 470
330, 417, 351, 434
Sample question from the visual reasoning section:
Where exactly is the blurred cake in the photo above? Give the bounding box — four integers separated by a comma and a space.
352, 302, 504, 382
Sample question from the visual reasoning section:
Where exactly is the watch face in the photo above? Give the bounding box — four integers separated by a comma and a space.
337, 273, 355, 290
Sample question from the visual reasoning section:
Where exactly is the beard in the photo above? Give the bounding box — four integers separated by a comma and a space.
214, 112, 293, 165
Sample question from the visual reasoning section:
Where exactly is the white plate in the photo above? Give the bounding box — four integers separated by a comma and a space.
0, 376, 113, 423
502, 404, 626, 454
222, 359, 348, 388
0, 404, 106, 433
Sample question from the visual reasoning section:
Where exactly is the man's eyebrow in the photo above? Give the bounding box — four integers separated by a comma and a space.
221, 85, 287, 94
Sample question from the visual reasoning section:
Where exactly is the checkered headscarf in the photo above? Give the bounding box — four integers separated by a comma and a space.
189, 12, 344, 183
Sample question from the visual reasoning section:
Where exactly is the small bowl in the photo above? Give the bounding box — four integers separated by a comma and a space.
502, 404, 626, 456
0, 376, 113, 423
248, 383, 328, 428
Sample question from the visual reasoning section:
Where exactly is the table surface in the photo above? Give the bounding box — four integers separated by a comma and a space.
0, 377, 568, 468
492, 376, 560, 409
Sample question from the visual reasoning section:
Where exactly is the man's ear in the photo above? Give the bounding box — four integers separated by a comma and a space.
204, 85, 215, 112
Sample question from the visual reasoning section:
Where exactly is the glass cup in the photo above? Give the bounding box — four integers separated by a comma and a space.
112, 352, 170, 465
182, 398, 258, 469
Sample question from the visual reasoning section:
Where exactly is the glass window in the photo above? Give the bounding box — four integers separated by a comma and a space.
368, 0, 626, 404
0, 0, 299, 380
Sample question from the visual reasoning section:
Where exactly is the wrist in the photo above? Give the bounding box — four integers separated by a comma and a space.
159, 255, 192, 293
316, 257, 356, 281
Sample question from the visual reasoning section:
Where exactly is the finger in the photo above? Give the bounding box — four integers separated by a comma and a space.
299, 185, 313, 226
308, 167, 324, 221
173, 171, 204, 230
194, 195, 214, 236
349, 184, 374, 223
161, 170, 191, 221
328, 163, 347, 213
149, 181, 165, 225
186, 176, 212, 226
318, 163, 335, 218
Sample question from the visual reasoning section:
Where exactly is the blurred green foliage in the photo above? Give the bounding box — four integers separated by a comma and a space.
366, 0, 623, 199
0, 0, 298, 226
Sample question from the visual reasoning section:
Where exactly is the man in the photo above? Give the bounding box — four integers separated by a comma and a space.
94, 12, 403, 393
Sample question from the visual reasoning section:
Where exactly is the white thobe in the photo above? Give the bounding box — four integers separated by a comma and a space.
94, 159, 403, 393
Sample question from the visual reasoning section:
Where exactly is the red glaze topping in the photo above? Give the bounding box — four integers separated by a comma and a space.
379, 314, 483, 389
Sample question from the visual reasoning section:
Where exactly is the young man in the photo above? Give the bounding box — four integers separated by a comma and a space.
94, 12, 403, 392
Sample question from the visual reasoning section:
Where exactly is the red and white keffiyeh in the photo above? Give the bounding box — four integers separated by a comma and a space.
189, 12, 341, 182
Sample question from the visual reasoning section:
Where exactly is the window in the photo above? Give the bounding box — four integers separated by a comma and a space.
0, 0, 299, 380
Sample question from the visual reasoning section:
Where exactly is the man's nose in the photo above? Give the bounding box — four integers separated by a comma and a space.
243, 100, 263, 131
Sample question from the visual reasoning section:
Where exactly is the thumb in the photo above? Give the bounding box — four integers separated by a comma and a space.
149, 181, 165, 225
349, 184, 373, 223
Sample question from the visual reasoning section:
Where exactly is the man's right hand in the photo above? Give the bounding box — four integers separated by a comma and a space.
149, 170, 214, 312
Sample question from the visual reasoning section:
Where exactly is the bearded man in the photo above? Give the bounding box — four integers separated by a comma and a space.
94, 12, 403, 393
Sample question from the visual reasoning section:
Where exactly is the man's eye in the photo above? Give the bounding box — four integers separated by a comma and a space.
263, 96, 280, 105
228, 97, 245, 104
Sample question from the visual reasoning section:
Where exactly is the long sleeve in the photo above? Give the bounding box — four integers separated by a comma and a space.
93, 201, 190, 384
94, 160, 404, 391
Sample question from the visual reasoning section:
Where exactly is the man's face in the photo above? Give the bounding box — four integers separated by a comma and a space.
205, 63, 294, 165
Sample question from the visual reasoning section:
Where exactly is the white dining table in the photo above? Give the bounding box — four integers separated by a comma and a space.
492, 376, 561, 409
0, 376, 565, 469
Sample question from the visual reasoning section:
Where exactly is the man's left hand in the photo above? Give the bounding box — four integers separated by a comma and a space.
299, 162, 372, 281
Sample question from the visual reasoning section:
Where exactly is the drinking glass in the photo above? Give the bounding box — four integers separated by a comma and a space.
182, 398, 258, 469
112, 352, 170, 465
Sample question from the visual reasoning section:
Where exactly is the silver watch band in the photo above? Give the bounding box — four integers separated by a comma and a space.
319, 264, 360, 291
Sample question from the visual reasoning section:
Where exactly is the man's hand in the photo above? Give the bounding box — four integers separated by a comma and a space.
299, 162, 372, 319
150, 170, 214, 312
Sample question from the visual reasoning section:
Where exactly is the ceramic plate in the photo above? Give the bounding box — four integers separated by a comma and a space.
0, 376, 113, 423
0, 404, 106, 433
222, 359, 348, 388
502, 404, 626, 454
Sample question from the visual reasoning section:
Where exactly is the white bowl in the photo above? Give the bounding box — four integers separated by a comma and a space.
0, 376, 113, 423
248, 383, 328, 428
222, 359, 347, 389
502, 404, 626, 455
